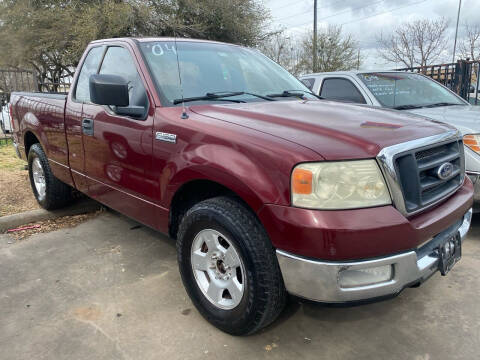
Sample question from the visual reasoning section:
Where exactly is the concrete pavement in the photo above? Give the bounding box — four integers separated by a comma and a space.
1, 211, 479, 360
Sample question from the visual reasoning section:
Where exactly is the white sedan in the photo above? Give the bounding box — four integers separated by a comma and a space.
1, 103, 12, 134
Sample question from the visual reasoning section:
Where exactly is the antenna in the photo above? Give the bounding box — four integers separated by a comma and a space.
174, 27, 188, 119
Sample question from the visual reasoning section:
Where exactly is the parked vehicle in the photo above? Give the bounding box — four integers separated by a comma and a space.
11, 39, 473, 335
301, 71, 480, 208
469, 82, 480, 105
1, 102, 13, 134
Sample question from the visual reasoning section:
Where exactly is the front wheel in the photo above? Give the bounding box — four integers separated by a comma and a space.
177, 197, 286, 335
28, 143, 73, 210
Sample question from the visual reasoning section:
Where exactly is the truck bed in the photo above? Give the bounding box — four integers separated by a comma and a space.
10, 91, 72, 187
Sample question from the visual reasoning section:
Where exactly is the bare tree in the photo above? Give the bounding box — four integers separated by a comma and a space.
259, 31, 292, 65
258, 31, 305, 75
459, 22, 480, 61
377, 18, 449, 68
259, 25, 360, 76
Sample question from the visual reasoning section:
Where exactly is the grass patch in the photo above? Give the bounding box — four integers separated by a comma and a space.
0, 144, 39, 216
0, 144, 25, 171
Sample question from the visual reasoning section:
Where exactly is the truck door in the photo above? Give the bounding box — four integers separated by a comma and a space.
65, 46, 105, 193
81, 45, 157, 228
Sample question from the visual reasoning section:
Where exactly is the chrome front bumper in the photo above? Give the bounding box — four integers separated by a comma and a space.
277, 209, 473, 303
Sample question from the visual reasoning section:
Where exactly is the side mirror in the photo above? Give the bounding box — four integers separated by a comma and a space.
89, 74, 129, 107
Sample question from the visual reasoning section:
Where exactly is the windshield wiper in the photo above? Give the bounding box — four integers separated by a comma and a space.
231, 92, 276, 101
173, 91, 276, 105
392, 104, 426, 110
266, 90, 323, 100
173, 92, 246, 104
424, 102, 464, 108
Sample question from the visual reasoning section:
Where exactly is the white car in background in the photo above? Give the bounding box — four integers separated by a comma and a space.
470, 83, 480, 105
300, 71, 480, 207
1, 103, 12, 134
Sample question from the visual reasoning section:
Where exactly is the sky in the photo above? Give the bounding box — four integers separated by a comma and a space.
263, 0, 480, 70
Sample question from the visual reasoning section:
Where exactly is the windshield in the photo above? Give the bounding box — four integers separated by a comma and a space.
139, 41, 316, 105
357, 72, 466, 108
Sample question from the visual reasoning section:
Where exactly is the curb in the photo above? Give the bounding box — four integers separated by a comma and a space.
0, 199, 102, 233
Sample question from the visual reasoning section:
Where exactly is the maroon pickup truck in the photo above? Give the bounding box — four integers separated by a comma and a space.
10, 38, 473, 335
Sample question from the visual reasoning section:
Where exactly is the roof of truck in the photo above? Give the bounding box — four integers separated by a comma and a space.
90, 37, 235, 46
300, 70, 409, 77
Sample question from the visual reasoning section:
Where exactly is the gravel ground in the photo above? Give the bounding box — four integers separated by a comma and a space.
1, 210, 479, 360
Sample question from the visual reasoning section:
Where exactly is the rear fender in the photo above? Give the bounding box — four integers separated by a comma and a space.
21, 112, 48, 156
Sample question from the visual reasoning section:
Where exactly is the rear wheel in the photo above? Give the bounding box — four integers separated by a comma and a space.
177, 196, 286, 335
28, 143, 73, 210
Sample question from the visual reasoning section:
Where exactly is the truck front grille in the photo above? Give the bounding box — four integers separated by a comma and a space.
394, 139, 464, 214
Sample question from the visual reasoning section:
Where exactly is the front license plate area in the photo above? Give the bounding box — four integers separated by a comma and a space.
437, 232, 461, 276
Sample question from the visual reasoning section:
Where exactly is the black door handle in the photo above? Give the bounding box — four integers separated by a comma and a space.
82, 118, 94, 136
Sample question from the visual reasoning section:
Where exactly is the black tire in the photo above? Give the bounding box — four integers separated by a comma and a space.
177, 196, 286, 335
28, 143, 73, 210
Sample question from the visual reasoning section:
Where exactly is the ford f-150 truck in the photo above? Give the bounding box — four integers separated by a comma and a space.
10, 38, 473, 335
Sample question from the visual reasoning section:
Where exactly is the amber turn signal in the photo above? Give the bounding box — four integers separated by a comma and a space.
463, 135, 480, 154
292, 168, 313, 194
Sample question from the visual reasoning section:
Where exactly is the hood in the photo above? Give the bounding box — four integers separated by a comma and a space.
191, 100, 453, 160
407, 105, 480, 136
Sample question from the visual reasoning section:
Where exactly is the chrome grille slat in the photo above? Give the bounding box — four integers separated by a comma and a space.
416, 152, 460, 171
419, 168, 461, 191
415, 145, 448, 160
376, 131, 464, 216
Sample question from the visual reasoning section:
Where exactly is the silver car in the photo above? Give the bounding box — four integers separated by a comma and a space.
300, 71, 480, 207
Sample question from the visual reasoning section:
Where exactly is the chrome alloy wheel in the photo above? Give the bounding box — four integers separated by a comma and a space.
191, 229, 246, 310
32, 157, 46, 200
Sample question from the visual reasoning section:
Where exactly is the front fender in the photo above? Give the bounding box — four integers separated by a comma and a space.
162, 144, 287, 213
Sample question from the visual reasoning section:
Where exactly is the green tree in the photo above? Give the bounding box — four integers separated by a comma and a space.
139, 0, 269, 47
0, 0, 78, 90
301, 25, 360, 73
69, 0, 145, 64
0, 0, 270, 91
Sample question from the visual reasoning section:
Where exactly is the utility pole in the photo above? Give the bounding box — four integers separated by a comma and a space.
452, 0, 462, 63
313, 0, 318, 73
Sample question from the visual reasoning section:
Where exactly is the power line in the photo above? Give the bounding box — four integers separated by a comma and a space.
275, 0, 386, 23
269, 0, 348, 15
283, 0, 432, 34
339, 0, 430, 26
268, 0, 309, 13
273, 0, 354, 22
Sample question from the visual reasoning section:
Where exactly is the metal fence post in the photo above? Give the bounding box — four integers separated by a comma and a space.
475, 62, 479, 106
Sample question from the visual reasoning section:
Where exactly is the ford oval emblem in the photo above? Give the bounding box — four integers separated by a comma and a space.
437, 162, 454, 180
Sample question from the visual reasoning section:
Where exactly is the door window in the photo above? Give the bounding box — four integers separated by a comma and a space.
74, 47, 104, 102
320, 78, 366, 104
99, 47, 148, 110
301, 78, 315, 90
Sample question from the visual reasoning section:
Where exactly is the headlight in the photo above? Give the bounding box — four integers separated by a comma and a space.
291, 160, 391, 209
463, 134, 480, 154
